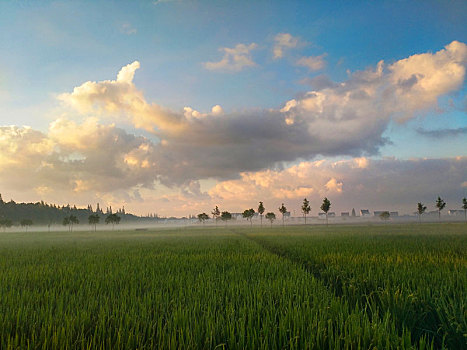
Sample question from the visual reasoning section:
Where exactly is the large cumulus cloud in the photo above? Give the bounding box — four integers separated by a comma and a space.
57, 41, 467, 187
0, 119, 158, 194
1, 41, 466, 200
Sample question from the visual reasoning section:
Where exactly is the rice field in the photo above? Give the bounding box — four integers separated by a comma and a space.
0, 224, 465, 349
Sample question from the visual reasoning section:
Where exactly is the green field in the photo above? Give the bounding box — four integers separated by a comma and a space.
0, 224, 465, 349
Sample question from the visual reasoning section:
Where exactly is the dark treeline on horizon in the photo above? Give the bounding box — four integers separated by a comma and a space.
0, 193, 159, 226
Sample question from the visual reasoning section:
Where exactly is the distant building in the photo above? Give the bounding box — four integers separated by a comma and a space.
328, 212, 336, 217
341, 212, 350, 217
448, 210, 464, 216
319, 212, 334, 218
390, 212, 399, 217
318, 213, 326, 218
360, 209, 370, 217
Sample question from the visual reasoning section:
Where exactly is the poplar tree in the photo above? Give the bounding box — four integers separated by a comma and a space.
258, 202, 265, 228
279, 203, 287, 227
417, 202, 426, 224
301, 198, 311, 225
321, 197, 331, 226
436, 196, 446, 221
211, 206, 220, 226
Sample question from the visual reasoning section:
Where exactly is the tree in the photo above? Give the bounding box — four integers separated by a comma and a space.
379, 211, 390, 222
462, 198, 467, 223
417, 202, 427, 224
211, 206, 220, 226
20, 219, 33, 232
220, 211, 232, 225
197, 213, 209, 225
105, 213, 121, 230
62, 216, 70, 231
0, 218, 12, 231
265, 212, 276, 228
88, 214, 100, 232
258, 202, 265, 228
69, 215, 79, 232
279, 203, 287, 227
436, 196, 446, 221
301, 198, 311, 225
242, 208, 255, 226
321, 197, 331, 226
351, 208, 356, 217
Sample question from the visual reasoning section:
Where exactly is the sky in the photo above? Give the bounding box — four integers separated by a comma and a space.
0, 0, 466, 217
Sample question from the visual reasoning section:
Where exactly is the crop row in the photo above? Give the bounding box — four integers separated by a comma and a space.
244, 224, 466, 349
0, 225, 464, 348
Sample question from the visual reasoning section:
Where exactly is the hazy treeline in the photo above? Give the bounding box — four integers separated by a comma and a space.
0, 194, 155, 226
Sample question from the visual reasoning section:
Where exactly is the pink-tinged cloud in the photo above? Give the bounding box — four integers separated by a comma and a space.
0, 42, 466, 214
207, 157, 467, 216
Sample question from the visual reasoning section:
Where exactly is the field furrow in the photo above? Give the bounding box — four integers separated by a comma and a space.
0, 224, 465, 349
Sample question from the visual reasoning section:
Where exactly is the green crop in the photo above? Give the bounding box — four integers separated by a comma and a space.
0, 224, 465, 349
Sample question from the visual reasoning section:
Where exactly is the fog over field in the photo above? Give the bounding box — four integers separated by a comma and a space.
0, 224, 465, 348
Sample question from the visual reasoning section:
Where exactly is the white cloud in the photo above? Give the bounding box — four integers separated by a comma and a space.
204, 43, 257, 72
273, 33, 300, 59
211, 105, 224, 115
183, 105, 224, 119
387, 40, 467, 120
2, 41, 465, 209
325, 178, 343, 193
55, 41, 467, 187
59, 61, 184, 133
0, 120, 160, 195
183, 106, 203, 119
296, 54, 327, 71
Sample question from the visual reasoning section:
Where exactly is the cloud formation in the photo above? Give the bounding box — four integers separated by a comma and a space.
296, 54, 327, 71
0, 120, 158, 195
204, 43, 257, 72
416, 127, 467, 138
209, 157, 467, 214
387, 40, 467, 120
2, 41, 466, 208
59, 61, 184, 133
273, 33, 300, 59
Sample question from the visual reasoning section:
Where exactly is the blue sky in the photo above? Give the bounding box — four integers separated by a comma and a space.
0, 1, 466, 215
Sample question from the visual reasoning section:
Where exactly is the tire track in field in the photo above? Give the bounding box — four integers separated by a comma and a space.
230, 229, 342, 296
230, 228, 452, 349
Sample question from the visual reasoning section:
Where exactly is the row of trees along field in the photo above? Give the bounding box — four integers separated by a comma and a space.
1, 193, 466, 230
198, 197, 334, 227
199, 196, 467, 226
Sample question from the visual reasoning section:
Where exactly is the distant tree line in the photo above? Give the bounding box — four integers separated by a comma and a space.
0, 193, 153, 229
0, 192, 466, 231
